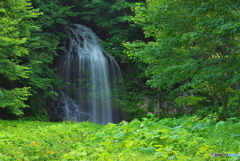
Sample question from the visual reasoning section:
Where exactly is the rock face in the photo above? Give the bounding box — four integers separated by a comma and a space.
139, 96, 192, 116
139, 97, 174, 115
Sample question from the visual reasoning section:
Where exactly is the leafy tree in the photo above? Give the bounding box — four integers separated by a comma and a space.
0, 0, 40, 116
32, 0, 78, 28
125, 0, 240, 119
0, 0, 73, 119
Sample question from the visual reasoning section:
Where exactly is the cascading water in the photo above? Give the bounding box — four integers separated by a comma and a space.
55, 24, 124, 124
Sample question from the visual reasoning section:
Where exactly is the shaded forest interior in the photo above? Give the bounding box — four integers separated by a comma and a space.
0, 0, 239, 121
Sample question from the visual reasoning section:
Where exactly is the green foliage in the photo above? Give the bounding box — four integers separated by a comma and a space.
123, 101, 147, 121
0, 88, 31, 115
32, 0, 78, 28
0, 115, 239, 160
73, 0, 145, 60
21, 0, 75, 116
21, 40, 60, 117
0, 0, 78, 118
175, 95, 206, 106
0, 0, 41, 115
125, 0, 240, 119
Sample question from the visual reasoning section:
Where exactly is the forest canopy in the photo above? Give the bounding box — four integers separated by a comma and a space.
124, 0, 240, 119
0, 0, 239, 121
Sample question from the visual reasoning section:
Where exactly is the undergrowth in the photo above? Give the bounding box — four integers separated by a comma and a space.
0, 115, 239, 160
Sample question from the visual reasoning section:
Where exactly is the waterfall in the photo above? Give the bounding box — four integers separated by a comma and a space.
55, 24, 124, 124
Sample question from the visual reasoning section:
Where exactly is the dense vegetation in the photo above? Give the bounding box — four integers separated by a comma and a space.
0, 115, 239, 160
0, 0, 239, 121
0, 1, 239, 160
0, 0, 61, 119
125, 0, 240, 120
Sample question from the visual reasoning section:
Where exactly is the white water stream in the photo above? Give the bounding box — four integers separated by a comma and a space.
57, 24, 123, 124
